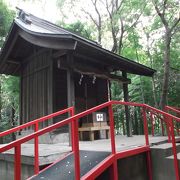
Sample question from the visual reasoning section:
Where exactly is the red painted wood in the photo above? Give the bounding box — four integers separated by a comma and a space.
0, 101, 180, 180
170, 118, 180, 180
73, 120, 80, 180
146, 151, 153, 180
0, 107, 74, 138
142, 107, 149, 146
15, 145, 21, 180
34, 122, 39, 174
108, 104, 116, 154
81, 155, 115, 180
150, 112, 155, 136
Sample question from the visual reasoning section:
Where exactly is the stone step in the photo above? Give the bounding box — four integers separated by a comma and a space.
150, 143, 180, 180
160, 152, 180, 180
151, 142, 180, 158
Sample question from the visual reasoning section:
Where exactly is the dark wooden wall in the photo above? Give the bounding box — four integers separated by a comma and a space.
20, 50, 109, 131
74, 73, 108, 125
20, 49, 53, 127
53, 67, 67, 112
53, 60, 68, 129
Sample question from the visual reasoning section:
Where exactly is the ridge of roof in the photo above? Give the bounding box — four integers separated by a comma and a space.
0, 8, 156, 76
16, 8, 100, 47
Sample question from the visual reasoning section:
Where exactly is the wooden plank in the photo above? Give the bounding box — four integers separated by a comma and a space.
67, 52, 75, 140
78, 126, 110, 141
20, 49, 53, 126
19, 70, 23, 125
0, 31, 19, 68
22, 49, 50, 64
67, 52, 75, 107
73, 52, 111, 67
78, 126, 110, 131
52, 50, 67, 58
47, 50, 53, 126
58, 59, 131, 83
89, 131, 94, 141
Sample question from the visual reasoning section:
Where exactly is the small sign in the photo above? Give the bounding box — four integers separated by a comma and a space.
92, 112, 107, 123
96, 113, 104, 122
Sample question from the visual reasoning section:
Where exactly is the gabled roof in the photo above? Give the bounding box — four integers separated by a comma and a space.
0, 9, 156, 76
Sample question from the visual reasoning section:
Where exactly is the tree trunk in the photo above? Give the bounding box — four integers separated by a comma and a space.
118, 18, 124, 55
152, 0, 179, 109
139, 77, 145, 103
98, 26, 102, 44
0, 78, 1, 122
160, 30, 171, 109
145, 33, 158, 107
151, 76, 158, 107
133, 33, 145, 104
134, 107, 139, 135
122, 114, 126, 135
0, 77, 3, 144
11, 105, 16, 141
122, 72, 132, 137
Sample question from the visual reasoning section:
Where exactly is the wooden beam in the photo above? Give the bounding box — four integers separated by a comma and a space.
56, 58, 130, 83
72, 62, 131, 84
74, 68, 130, 83
0, 31, 19, 73
66, 52, 75, 146
22, 65, 50, 78
22, 48, 49, 64
74, 52, 112, 67
6, 60, 20, 65
52, 50, 67, 59
66, 52, 75, 107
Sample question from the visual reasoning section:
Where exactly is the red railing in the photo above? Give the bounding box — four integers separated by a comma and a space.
148, 110, 165, 136
0, 101, 179, 180
0, 107, 74, 179
164, 106, 180, 137
165, 106, 180, 115
146, 104, 180, 180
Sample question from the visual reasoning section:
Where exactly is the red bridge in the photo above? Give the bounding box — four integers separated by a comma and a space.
0, 101, 179, 180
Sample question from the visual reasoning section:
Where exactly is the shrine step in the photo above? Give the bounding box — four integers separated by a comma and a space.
151, 143, 180, 180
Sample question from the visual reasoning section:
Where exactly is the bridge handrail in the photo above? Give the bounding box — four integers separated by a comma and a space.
0, 106, 74, 177
0, 107, 74, 137
0, 101, 179, 180
165, 106, 180, 115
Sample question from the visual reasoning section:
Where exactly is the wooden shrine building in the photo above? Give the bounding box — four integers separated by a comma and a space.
0, 10, 155, 139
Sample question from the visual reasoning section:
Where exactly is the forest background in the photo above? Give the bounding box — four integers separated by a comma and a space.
0, 0, 179, 136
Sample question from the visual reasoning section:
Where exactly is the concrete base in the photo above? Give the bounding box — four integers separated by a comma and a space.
17, 130, 69, 144
31, 151, 148, 180
0, 155, 34, 180
96, 155, 148, 180
151, 143, 180, 180
117, 153, 148, 180
0, 143, 71, 180
0, 135, 170, 180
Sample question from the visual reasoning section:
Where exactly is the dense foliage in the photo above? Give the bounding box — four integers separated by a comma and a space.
0, 1, 17, 141
55, 0, 179, 134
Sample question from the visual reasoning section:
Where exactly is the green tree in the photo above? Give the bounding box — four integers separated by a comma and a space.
151, 0, 180, 109
0, 1, 16, 142
55, 0, 180, 137
58, 21, 94, 40
0, 0, 15, 46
